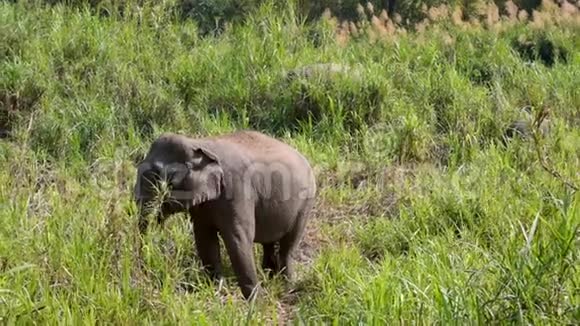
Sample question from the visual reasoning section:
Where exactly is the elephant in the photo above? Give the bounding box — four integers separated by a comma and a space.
503, 105, 551, 144
133, 130, 317, 300
283, 63, 362, 83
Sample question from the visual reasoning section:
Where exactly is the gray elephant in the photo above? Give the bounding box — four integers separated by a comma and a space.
283, 62, 362, 83
503, 105, 551, 143
134, 130, 317, 299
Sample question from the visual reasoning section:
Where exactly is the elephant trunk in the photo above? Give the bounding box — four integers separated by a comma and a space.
135, 199, 151, 266
136, 199, 154, 236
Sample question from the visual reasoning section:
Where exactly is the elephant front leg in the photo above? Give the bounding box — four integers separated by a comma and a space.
221, 224, 259, 300
192, 218, 222, 281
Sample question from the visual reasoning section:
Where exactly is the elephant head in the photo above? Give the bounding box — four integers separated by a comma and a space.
134, 133, 224, 233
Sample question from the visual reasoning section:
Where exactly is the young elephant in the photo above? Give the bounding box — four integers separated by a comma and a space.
502, 105, 551, 144
134, 130, 317, 299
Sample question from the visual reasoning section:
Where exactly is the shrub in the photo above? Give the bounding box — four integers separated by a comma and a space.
0, 62, 44, 139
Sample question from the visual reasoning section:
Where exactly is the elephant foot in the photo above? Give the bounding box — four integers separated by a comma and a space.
240, 282, 263, 301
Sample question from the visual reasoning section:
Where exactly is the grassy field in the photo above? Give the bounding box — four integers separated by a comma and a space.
1, 0, 579, 324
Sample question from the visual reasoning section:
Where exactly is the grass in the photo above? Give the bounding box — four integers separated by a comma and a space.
1, 0, 579, 324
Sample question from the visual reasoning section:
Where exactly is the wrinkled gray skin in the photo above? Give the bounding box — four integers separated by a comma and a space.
134, 130, 316, 300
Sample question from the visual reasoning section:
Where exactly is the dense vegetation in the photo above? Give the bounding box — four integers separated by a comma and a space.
1, 0, 579, 324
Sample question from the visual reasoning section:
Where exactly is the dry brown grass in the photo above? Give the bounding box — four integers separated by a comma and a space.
322, 0, 580, 46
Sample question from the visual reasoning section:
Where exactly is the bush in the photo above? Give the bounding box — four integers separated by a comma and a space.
0, 62, 44, 139
178, 0, 266, 35
512, 32, 570, 67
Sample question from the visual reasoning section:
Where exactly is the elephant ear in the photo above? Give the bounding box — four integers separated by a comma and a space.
186, 146, 224, 206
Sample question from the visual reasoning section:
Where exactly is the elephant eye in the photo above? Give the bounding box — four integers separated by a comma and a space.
164, 163, 189, 186
143, 168, 158, 179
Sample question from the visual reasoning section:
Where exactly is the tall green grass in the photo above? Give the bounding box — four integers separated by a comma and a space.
1, 0, 578, 324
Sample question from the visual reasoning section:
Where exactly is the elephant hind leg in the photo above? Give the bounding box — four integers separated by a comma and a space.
262, 242, 280, 278
278, 199, 315, 281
